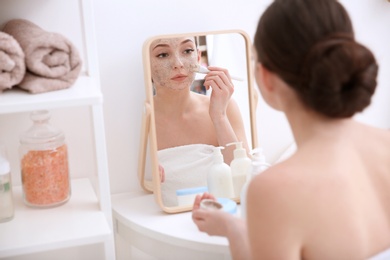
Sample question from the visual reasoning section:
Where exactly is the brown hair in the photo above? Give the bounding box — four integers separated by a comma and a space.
254, 0, 378, 118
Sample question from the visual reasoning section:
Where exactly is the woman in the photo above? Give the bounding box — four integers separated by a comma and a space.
150, 36, 249, 206
192, 0, 390, 259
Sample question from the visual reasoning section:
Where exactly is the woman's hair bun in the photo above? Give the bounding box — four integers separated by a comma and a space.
300, 33, 378, 118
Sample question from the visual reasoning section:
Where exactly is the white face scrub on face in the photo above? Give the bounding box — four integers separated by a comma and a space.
150, 37, 200, 91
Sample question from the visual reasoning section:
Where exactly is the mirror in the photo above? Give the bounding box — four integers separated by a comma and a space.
138, 30, 258, 213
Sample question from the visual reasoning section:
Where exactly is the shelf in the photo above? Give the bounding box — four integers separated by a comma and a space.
0, 0, 116, 258
0, 178, 111, 258
0, 76, 103, 114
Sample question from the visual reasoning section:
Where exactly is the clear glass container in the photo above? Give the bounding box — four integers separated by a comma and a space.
0, 143, 14, 222
19, 110, 71, 208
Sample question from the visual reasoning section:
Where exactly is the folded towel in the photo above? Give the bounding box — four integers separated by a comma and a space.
2, 19, 82, 94
157, 144, 217, 207
0, 32, 25, 92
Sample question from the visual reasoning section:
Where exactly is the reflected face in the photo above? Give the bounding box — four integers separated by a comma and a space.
150, 37, 200, 91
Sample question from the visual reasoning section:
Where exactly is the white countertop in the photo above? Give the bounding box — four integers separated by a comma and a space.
111, 191, 233, 259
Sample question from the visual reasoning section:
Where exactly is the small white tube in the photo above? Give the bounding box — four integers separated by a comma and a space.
176, 186, 208, 206
197, 65, 244, 82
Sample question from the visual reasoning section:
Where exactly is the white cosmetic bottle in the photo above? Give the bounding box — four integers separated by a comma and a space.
0, 145, 14, 223
226, 141, 251, 199
207, 147, 234, 199
240, 147, 270, 220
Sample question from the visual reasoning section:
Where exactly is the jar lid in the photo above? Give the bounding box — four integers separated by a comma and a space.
217, 198, 237, 214
0, 156, 10, 175
19, 110, 65, 146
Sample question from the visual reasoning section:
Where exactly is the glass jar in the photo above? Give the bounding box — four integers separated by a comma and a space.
19, 110, 71, 208
0, 144, 14, 222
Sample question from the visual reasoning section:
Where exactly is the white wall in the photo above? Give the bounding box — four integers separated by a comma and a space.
342, 0, 390, 129
93, 0, 268, 194
92, 0, 390, 194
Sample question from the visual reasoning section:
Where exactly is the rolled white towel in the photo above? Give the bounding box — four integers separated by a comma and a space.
0, 31, 25, 92
2, 19, 82, 94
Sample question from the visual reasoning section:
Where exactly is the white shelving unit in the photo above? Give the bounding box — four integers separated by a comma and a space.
1, 179, 111, 257
0, 0, 115, 259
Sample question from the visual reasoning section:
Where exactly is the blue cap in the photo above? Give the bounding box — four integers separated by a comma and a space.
176, 186, 208, 196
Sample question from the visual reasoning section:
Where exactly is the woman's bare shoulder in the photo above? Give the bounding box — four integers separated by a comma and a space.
246, 155, 308, 255
369, 125, 390, 146
251, 159, 296, 188
355, 123, 390, 164
248, 154, 313, 209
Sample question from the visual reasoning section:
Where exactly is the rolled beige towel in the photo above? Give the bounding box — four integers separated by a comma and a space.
2, 19, 82, 94
0, 31, 25, 93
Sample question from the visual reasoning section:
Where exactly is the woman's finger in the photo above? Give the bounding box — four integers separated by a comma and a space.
204, 79, 234, 96
159, 164, 165, 183
207, 67, 233, 85
201, 192, 216, 201
192, 208, 207, 223
205, 72, 233, 88
193, 194, 202, 210
204, 75, 227, 90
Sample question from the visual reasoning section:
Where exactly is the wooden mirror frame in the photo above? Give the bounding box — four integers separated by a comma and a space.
138, 29, 258, 213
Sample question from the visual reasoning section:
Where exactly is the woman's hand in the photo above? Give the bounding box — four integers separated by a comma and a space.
193, 192, 216, 210
192, 192, 250, 259
203, 66, 235, 122
159, 164, 165, 183
203, 66, 239, 163
192, 192, 234, 237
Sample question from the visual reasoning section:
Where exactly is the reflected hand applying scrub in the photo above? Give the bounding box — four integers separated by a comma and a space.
203, 66, 243, 164
204, 66, 235, 123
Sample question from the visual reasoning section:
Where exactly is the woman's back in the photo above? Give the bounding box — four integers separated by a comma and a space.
248, 0, 387, 257
192, 1, 389, 259
248, 120, 390, 259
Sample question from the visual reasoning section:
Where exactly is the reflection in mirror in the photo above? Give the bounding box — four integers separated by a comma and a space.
139, 30, 257, 213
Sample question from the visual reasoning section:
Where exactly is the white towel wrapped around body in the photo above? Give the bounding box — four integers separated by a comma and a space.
2, 19, 82, 94
158, 144, 217, 207
0, 31, 25, 92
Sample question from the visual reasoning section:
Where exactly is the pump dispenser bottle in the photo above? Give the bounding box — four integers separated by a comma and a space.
226, 141, 251, 199
207, 146, 234, 199
240, 147, 271, 220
